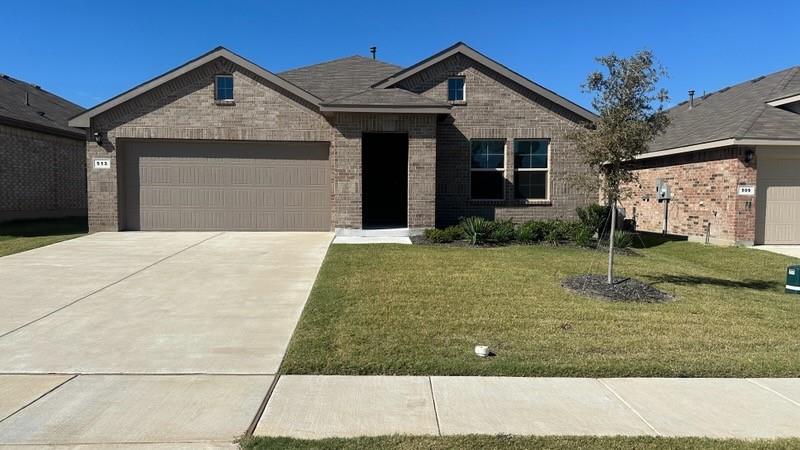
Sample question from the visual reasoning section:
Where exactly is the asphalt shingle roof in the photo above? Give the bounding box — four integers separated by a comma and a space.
0, 74, 84, 137
321, 88, 450, 107
277, 55, 403, 102
650, 66, 800, 151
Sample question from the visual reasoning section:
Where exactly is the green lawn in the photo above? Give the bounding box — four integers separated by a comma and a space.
0, 217, 87, 257
280, 240, 800, 377
241, 436, 800, 450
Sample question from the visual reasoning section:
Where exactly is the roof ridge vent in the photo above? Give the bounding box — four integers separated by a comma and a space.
751, 75, 766, 83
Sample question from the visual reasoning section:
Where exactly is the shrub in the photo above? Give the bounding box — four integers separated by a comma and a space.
423, 226, 464, 244
542, 219, 581, 245
460, 216, 492, 245
573, 225, 594, 247
576, 204, 611, 237
489, 219, 516, 244
517, 220, 547, 243
612, 230, 633, 249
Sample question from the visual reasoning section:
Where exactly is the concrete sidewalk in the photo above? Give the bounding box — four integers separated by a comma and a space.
255, 375, 800, 439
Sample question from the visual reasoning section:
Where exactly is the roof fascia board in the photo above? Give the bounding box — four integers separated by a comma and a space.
68, 48, 322, 128
635, 139, 737, 159
767, 93, 800, 107
372, 43, 598, 122
0, 115, 84, 139
636, 138, 800, 160
319, 105, 451, 114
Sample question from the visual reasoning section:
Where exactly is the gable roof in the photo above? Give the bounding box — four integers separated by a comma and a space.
0, 74, 84, 138
371, 42, 598, 122
319, 88, 451, 113
645, 66, 800, 156
68, 47, 323, 128
278, 56, 402, 102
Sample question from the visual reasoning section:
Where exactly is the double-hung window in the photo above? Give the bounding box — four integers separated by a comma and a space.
470, 140, 505, 200
215, 75, 234, 102
447, 77, 465, 102
514, 140, 549, 199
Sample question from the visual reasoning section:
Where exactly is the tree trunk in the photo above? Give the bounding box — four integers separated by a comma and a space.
607, 198, 616, 284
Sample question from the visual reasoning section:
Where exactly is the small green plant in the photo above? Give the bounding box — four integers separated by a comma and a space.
576, 204, 611, 237
489, 219, 516, 244
460, 216, 492, 245
423, 226, 464, 244
573, 225, 594, 247
517, 220, 546, 243
612, 230, 633, 249
541, 219, 581, 245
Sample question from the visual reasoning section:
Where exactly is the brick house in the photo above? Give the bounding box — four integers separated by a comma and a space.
1, 75, 86, 222
621, 66, 800, 245
69, 43, 597, 233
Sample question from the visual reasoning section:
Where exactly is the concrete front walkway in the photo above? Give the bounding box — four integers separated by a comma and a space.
0, 232, 332, 447
255, 375, 800, 439
754, 245, 800, 259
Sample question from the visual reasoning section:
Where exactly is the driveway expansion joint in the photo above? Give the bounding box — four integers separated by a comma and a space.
0, 232, 224, 340
0, 374, 77, 425
245, 374, 281, 438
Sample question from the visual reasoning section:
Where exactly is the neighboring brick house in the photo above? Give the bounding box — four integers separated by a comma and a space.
0, 75, 86, 222
622, 66, 800, 245
69, 43, 597, 233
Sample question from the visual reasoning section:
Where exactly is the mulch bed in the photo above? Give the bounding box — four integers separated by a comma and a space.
562, 274, 672, 303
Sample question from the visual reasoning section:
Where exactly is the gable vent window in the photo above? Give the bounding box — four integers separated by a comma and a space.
215, 75, 234, 102
448, 77, 465, 102
514, 140, 549, 200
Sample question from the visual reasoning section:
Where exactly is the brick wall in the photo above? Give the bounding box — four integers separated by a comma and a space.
394, 54, 592, 227
0, 123, 86, 222
621, 146, 757, 244
330, 113, 437, 229
88, 57, 333, 231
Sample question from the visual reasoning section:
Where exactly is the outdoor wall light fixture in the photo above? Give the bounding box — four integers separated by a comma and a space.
93, 132, 103, 145
744, 149, 755, 163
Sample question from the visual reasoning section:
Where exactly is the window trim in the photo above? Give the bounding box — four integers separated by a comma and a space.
214, 74, 235, 103
513, 139, 550, 201
447, 76, 466, 103
469, 139, 506, 201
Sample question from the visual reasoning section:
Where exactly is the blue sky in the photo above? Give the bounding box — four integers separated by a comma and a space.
2, 0, 798, 110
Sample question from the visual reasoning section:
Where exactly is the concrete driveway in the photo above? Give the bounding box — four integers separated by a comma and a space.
0, 232, 331, 447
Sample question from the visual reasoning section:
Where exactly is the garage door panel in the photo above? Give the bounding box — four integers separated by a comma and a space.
758, 156, 800, 244
124, 141, 330, 231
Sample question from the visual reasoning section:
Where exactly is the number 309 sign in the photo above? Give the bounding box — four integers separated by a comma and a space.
737, 185, 755, 196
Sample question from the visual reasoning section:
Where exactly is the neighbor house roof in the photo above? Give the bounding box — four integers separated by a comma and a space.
372, 42, 598, 122
642, 66, 800, 159
319, 88, 451, 114
0, 74, 84, 138
278, 56, 402, 102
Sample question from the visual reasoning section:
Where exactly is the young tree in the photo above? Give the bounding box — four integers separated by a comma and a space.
567, 51, 669, 284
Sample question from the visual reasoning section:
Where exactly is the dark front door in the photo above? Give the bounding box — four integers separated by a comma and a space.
362, 133, 408, 228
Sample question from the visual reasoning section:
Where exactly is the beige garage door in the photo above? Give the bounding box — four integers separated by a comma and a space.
122, 141, 330, 231
757, 155, 800, 244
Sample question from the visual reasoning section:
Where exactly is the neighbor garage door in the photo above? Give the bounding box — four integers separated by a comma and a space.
122, 141, 330, 231
757, 153, 800, 244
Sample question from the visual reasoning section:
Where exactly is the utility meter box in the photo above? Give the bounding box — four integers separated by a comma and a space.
655, 179, 671, 202
787, 265, 800, 294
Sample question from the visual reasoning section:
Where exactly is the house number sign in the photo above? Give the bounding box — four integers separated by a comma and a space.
737, 185, 755, 196
93, 158, 111, 169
